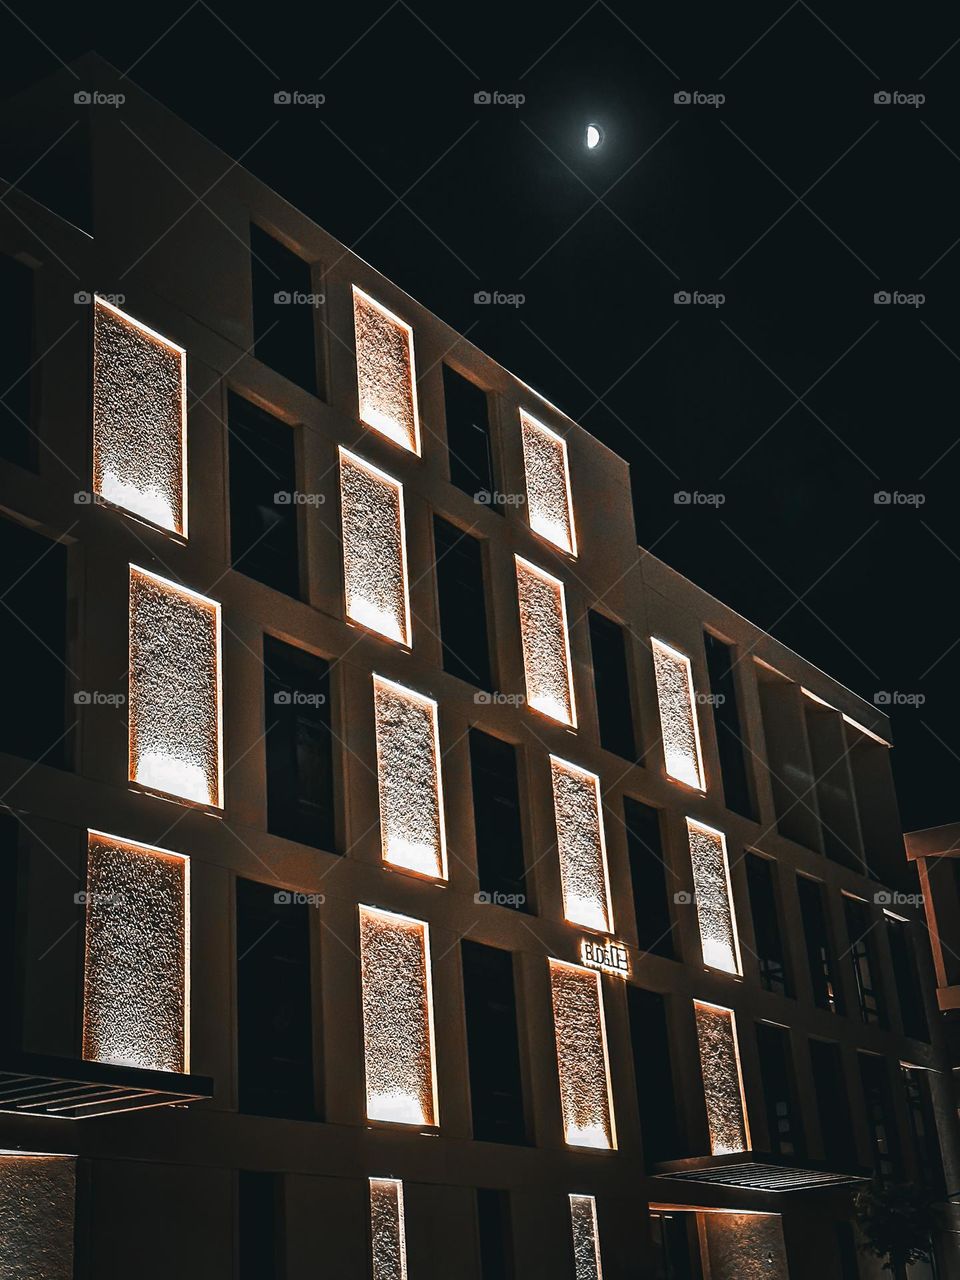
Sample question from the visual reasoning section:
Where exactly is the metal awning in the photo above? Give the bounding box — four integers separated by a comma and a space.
654, 1153, 867, 1193
0, 1050, 212, 1118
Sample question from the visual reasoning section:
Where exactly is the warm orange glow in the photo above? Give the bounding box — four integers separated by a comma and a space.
685, 818, 741, 975
515, 555, 577, 726
369, 1178, 408, 1280
520, 409, 577, 555
353, 286, 421, 454
549, 958, 617, 1150
694, 1000, 750, 1156
569, 1194, 604, 1280
339, 448, 412, 646
550, 755, 613, 932
651, 638, 705, 789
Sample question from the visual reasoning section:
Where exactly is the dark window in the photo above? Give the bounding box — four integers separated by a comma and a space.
0, 517, 68, 767
476, 1188, 514, 1280
859, 1052, 901, 1181
263, 636, 335, 852
236, 876, 315, 1119
469, 730, 527, 909
746, 854, 791, 996
461, 941, 526, 1144
442, 364, 494, 501
0, 254, 38, 469
588, 611, 636, 759
797, 877, 842, 1014
756, 1022, 805, 1157
628, 986, 682, 1167
228, 392, 300, 597
886, 915, 929, 1041
844, 897, 885, 1026
250, 224, 319, 395
238, 1171, 279, 1280
624, 799, 674, 959
835, 1223, 860, 1280
809, 1039, 857, 1170
703, 632, 753, 818
433, 516, 492, 689
650, 1212, 700, 1280
901, 1065, 945, 1193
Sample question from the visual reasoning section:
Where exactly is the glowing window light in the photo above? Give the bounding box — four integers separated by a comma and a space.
549, 958, 617, 1150
0, 1153, 75, 1280
520, 409, 577, 555
694, 1000, 750, 1156
359, 905, 438, 1127
92, 297, 187, 535
685, 818, 741, 975
128, 565, 223, 808
515, 555, 577, 727
569, 1194, 604, 1280
550, 755, 613, 932
339, 448, 411, 646
651, 638, 705, 790
353, 286, 421, 454
82, 830, 190, 1073
700, 1210, 788, 1279
370, 1178, 408, 1280
373, 675, 447, 880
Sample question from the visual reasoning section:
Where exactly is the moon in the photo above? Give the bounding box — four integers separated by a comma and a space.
585, 124, 603, 150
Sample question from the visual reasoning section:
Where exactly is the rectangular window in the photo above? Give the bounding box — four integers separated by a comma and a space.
370, 1178, 408, 1280
373, 675, 447, 880
476, 1188, 514, 1280
443, 364, 494, 500
360, 905, 438, 1127
0, 252, 37, 469
0, 1154, 76, 1279
462, 941, 526, 1144
835, 1223, 860, 1280
651, 639, 705, 790
588, 611, 636, 760
515, 555, 576, 727
263, 635, 335, 852
227, 391, 299, 597
238, 1171, 279, 1280
649, 1211, 699, 1280
797, 876, 842, 1014
745, 853, 791, 996
685, 819, 740, 975
703, 631, 753, 817
624, 799, 674, 959
569, 1194, 603, 1280
353, 286, 420, 453
469, 730, 527, 908
548, 959, 616, 1150
809, 1039, 856, 1170
886, 915, 929, 1041
694, 1000, 750, 1156
92, 297, 187, 535
844, 896, 885, 1026
900, 1065, 944, 1192
82, 830, 189, 1073
339, 447, 411, 645
250, 224, 319, 396
434, 516, 492, 690
627, 985, 682, 1167
128, 566, 223, 807
0, 516, 67, 767
236, 877, 315, 1119
520, 409, 576, 554
550, 756, 613, 933
755, 1022, 804, 1157
858, 1052, 901, 1180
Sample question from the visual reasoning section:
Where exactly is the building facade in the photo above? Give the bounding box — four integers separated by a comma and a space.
0, 54, 957, 1279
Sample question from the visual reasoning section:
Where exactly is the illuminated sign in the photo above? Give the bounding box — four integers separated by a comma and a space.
580, 936, 630, 978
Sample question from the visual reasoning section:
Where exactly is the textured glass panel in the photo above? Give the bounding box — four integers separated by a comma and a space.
353, 286, 420, 454
340, 448, 411, 645
93, 297, 187, 535
694, 1001, 750, 1156
82, 830, 189, 1073
651, 639, 705, 789
520, 410, 576, 555
686, 819, 741, 975
360, 905, 438, 1126
549, 959, 616, 1150
129, 566, 223, 807
373, 675, 446, 879
370, 1178, 408, 1280
515, 555, 576, 727
569, 1194, 603, 1280
0, 1154, 75, 1280
699, 1212, 788, 1280
550, 756, 612, 932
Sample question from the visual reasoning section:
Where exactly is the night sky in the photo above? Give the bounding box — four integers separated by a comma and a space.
4, 1, 959, 831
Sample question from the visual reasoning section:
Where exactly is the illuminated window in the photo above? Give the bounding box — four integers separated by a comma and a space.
82, 830, 190, 1073
369, 1178, 408, 1280
651, 638, 705, 790
685, 819, 741, 975
128, 566, 223, 807
373, 675, 447, 880
93, 297, 187, 535
515, 555, 576, 727
359, 905, 438, 1127
694, 1000, 750, 1156
569, 1194, 603, 1280
550, 756, 612, 932
353, 286, 420, 454
339, 448, 411, 646
0, 1153, 75, 1280
520, 410, 576, 554
549, 959, 616, 1150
